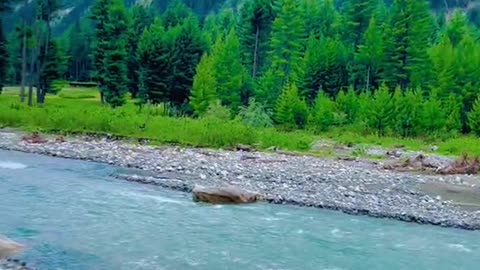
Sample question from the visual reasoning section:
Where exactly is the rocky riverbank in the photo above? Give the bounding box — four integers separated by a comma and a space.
1, 130, 479, 231
0, 259, 33, 270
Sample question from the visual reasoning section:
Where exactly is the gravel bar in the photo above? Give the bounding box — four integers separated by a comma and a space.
1, 130, 479, 231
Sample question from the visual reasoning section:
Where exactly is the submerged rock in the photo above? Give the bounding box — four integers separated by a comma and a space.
192, 185, 259, 204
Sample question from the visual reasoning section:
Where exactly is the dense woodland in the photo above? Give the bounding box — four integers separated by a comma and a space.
1, 0, 480, 138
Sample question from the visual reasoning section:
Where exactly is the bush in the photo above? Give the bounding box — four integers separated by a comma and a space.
274, 83, 309, 129
310, 91, 336, 132
203, 100, 231, 121
237, 98, 273, 128
468, 96, 480, 136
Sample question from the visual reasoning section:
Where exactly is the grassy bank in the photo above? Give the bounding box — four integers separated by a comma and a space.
0, 94, 314, 151
1, 88, 480, 157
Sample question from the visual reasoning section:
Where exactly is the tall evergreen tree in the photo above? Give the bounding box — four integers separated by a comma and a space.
302, 36, 351, 101
383, 0, 435, 90
137, 20, 175, 104
211, 29, 246, 111
445, 10, 470, 47
90, 0, 114, 103
169, 15, 207, 107
103, 0, 129, 107
190, 53, 217, 116
237, 0, 275, 79
267, 0, 305, 93
0, 19, 7, 94
341, 0, 379, 47
353, 17, 385, 91
162, 0, 192, 28
127, 5, 155, 98
35, 0, 61, 104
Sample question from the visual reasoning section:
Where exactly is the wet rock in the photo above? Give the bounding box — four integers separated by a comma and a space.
0, 238, 23, 258
192, 185, 259, 204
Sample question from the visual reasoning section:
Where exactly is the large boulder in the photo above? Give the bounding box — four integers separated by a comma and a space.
192, 185, 259, 204
0, 237, 24, 258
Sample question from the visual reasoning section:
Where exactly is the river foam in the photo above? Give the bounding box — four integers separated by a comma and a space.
0, 161, 27, 170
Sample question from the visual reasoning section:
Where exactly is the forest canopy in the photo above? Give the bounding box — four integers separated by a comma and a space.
1, 0, 480, 138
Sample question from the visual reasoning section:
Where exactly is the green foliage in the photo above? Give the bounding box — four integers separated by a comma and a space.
302, 36, 351, 101
190, 53, 217, 116
392, 88, 423, 137
238, 0, 275, 78
341, 0, 378, 46
310, 91, 336, 132
367, 84, 393, 136
0, 19, 7, 94
266, 0, 305, 99
353, 17, 384, 91
237, 98, 273, 128
203, 100, 231, 121
421, 91, 446, 135
468, 96, 480, 136
211, 29, 245, 111
127, 5, 155, 98
102, 0, 129, 107
39, 40, 68, 95
274, 83, 308, 129
383, 0, 435, 90
0, 95, 314, 151
336, 87, 359, 124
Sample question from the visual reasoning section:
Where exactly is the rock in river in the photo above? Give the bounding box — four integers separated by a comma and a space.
0, 237, 24, 258
192, 185, 259, 204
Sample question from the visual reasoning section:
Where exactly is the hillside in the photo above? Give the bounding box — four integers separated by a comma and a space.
4, 0, 480, 33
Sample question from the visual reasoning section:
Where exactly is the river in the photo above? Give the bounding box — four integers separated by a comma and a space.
1, 150, 479, 270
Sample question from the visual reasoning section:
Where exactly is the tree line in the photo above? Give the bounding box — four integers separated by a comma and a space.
1, 0, 480, 137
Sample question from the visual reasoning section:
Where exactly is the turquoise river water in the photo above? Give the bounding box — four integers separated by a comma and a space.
1, 150, 479, 270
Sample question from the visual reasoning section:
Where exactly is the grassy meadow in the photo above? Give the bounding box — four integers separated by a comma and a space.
1, 86, 479, 157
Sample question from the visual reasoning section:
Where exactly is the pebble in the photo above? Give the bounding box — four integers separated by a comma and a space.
0, 131, 479, 231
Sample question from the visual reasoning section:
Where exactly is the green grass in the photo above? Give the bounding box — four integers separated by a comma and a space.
0, 95, 314, 151
1, 87, 480, 157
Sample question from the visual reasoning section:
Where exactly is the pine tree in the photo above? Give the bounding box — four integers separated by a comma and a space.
169, 15, 207, 107
38, 40, 67, 95
190, 53, 217, 116
302, 36, 351, 101
429, 34, 458, 98
468, 96, 480, 136
353, 17, 384, 91
162, 0, 192, 28
311, 91, 336, 132
137, 20, 176, 104
445, 10, 469, 47
341, 0, 379, 47
456, 31, 480, 128
0, 19, 7, 94
274, 83, 308, 129
127, 5, 155, 98
103, 0, 129, 107
211, 29, 246, 111
90, 0, 114, 103
237, 0, 275, 79
301, 0, 339, 39
267, 0, 305, 96
367, 83, 394, 136
383, 0, 435, 90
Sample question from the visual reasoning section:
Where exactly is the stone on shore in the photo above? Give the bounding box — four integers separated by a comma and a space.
192, 185, 259, 204
0, 237, 24, 258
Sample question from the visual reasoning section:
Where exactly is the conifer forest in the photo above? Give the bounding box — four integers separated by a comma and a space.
1, 0, 480, 141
